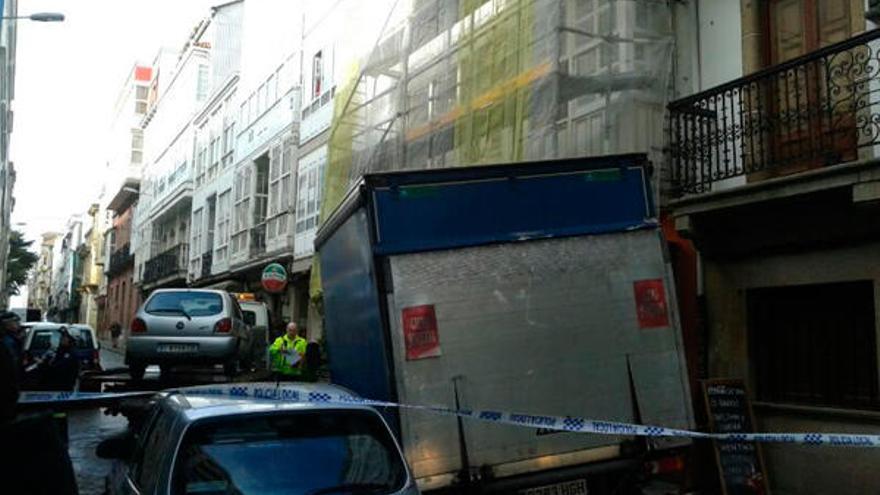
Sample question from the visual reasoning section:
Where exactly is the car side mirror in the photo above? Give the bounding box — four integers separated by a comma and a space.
96, 434, 135, 460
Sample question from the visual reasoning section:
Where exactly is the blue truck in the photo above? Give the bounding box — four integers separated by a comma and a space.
315, 154, 694, 493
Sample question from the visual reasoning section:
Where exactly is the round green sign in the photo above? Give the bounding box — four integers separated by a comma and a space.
261, 263, 288, 293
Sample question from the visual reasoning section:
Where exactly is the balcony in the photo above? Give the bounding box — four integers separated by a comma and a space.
201, 251, 213, 279
107, 243, 133, 276
668, 30, 880, 198
142, 243, 188, 286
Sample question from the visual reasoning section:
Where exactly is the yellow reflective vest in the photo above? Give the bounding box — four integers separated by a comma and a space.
269, 334, 307, 376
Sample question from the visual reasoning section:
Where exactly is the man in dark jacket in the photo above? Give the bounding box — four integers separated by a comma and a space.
0, 316, 79, 494
42, 328, 80, 391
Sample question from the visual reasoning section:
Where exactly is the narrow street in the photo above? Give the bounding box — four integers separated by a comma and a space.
68, 345, 128, 495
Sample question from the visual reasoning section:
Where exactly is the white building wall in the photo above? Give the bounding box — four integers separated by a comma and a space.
135, 25, 213, 281
190, 81, 239, 281
225, 0, 304, 272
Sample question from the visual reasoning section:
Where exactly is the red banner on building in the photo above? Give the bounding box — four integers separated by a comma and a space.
402, 304, 442, 360
633, 279, 670, 329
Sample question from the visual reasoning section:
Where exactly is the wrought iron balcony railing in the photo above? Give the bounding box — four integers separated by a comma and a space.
668, 29, 880, 197
143, 243, 188, 285
107, 243, 133, 276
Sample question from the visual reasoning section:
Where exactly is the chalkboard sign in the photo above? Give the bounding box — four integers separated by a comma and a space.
702, 378, 770, 495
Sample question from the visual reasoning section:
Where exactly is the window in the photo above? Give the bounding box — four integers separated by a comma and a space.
279, 137, 294, 236
312, 50, 324, 99
134, 407, 177, 493
267, 142, 292, 242
196, 64, 209, 101
195, 145, 207, 186
170, 410, 407, 495
222, 119, 235, 166
215, 190, 231, 262
191, 208, 203, 273
146, 291, 224, 317
135, 101, 148, 114
136, 86, 149, 100
749, 281, 879, 410
209, 135, 221, 179
231, 166, 252, 255
295, 147, 326, 236
254, 155, 270, 224
131, 129, 144, 150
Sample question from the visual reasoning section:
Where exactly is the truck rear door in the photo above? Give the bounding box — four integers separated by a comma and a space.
385, 228, 692, 480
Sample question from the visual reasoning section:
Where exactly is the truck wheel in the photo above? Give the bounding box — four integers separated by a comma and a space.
129, 362, 146, 381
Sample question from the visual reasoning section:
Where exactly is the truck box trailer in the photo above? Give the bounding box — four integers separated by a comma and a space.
315, 154, 694, 493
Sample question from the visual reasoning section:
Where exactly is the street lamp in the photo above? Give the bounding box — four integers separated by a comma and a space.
2, 12, 65, 22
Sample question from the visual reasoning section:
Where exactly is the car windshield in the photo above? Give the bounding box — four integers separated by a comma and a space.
241, 310, 256, 326
172, 410, 407, 495
146, 292, 223, 317
29, 328, 93, 352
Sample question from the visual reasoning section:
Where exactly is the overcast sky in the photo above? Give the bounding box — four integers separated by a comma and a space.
8, 0, 217, 306
10, 0, 216, 242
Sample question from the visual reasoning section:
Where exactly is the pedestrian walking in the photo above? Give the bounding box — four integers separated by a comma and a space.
269, 322, 307, 379
110, 322, 122, 349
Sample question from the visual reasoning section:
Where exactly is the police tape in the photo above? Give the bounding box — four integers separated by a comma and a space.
17, 383, 880, 447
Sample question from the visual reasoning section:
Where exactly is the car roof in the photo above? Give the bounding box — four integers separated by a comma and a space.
28, 323, 93, 330
163, 383, 371, 422
150, 288, 228, 296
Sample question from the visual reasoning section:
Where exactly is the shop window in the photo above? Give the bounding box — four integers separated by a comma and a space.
749, 280, 879, 410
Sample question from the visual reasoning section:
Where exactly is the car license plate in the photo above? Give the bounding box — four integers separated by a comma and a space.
519, 479, 588, 495
157, 343, 198, 354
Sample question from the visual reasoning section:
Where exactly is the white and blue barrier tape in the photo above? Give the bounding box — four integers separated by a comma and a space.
17, 383, 880, 447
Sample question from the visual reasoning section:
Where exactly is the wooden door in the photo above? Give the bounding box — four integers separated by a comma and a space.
760, 0, 858, 177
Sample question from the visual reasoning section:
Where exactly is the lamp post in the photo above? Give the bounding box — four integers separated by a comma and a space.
2, 12, 65, 22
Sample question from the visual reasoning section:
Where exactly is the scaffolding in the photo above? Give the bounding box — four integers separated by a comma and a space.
313, 0, 676, 298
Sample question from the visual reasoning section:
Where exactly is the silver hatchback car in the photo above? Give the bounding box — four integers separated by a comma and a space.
100, 384, 419, 494
126, 289, 248, 379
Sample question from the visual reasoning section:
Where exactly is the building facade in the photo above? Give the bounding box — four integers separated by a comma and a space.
133, 21, 215, 293
187, 0, 244, 289
48, 216, 83, 323
669, 1, 880, 493
104, 179, 140, 346
76, 204, 106, 329
0, 0, 18, 309
97, 62, 153, 339
27, 232, 59, 317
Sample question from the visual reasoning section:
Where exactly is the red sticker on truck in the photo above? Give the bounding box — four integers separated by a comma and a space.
633, 279, 670, 329
402, 305, 442, 360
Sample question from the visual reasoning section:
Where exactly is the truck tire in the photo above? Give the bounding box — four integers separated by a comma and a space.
129, 362, 146, 381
